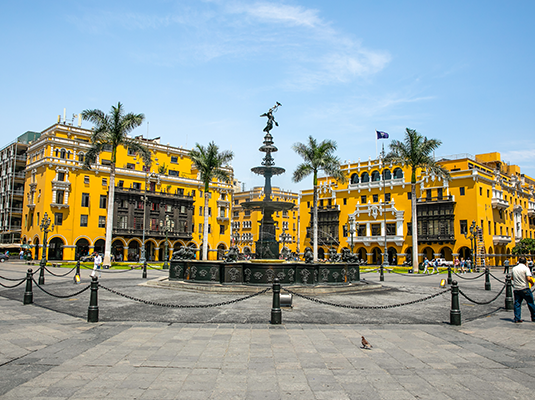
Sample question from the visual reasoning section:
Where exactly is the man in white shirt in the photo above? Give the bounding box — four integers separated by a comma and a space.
91, 253, 103, 278
511, 257, 535, 323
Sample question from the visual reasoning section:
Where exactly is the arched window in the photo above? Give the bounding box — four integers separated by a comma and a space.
67, 151, 71, 159
383, 169, 392, 180
78, 153, 85, 163
393, 168, 403, 179
60, 149, 66, 159
371, 170, 380, 182
54, 149, 59, 157
350, 174, 359, 184
361, 172, 369, 183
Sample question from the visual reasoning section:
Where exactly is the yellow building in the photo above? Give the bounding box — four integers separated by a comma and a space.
298, 152, 535, 266
231, 186, 299, 258
22, 121, 234, 261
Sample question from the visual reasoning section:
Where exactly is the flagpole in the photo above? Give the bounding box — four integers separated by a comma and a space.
375, 130, 378, 159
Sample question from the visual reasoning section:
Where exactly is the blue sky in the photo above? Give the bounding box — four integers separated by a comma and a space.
1, 0, 534, 192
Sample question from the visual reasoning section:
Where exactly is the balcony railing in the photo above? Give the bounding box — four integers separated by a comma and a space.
115, 186, 194, 201
491, 197, 509, 210
493, 235, 511, 245
417, 195, 455, 203
113, 227, 192, 240
418, 234, 455, 242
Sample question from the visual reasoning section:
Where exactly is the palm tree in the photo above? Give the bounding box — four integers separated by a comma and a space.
385, 128, 450, 273
81, 102, 151, 266
292, 136, 346, 262
189, 142, 234, 260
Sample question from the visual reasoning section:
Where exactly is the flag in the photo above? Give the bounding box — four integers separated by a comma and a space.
376, 130, 389, 139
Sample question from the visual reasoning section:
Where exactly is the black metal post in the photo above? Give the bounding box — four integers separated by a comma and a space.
23, 269, 33, 305
87, 276, 99, 323
484, 267, 491, 291
38, 258, 45, 285
74, 260, 81, 284
380, 264, 384, 282
271, 278, 281, 324
450, 280, 461, 326
142, 260, 147, 279
447, 266, 452, 285
505, 274, 513, 310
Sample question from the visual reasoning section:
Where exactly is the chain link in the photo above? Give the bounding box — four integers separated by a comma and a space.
0, 274, 29, 282
43, 265, 76, 277
386, 269, 441, 277
99, 284, 271, 308
458, 284, 506, 305
359, 268, 379, 274
453, 271, 485, 280
0, 278, 27, 288
31, 278, 92, 298
489, 272, 505, 284
281, 287, 451, 309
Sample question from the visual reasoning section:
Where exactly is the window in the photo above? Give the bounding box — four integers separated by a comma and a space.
171, 156, 178, 163
233, 211, 239, 218
407, 192, 412, 200
80, 215, 88, 227
102, 178, 107, 186
180, 205, 186, 214
407, 223, 412, 235
371, 171, 380, 182
221, 193, 226, 201
361, 195, 367, 203
426, 189, 432, 200
199, 206, 203, 216
56, 190, 64, 204
393, 168, 403, 179
81, 193, 89, 207
361, 172, 370, 183
307, 201, 310, 208
487, 189, 490, 198
166, 204, 172, 212
220, 207, 226, 218
137, 200, 144, 210
151, 202, 159, 211
191, 190, 196, 197
127, 148, 136, 156
479, 187, 482, 196
55, 213, 63, 226
84, 175, 90, 184
57, 172, 65, 181
234, 200, 239, 205
481, 220, 484, 235
126, 163, 135, 170
460, 187, 465, 196
132, 182, 141, 190
101, 159, 111, 166
134, 216, 143, 230
357, 225, 366, 237
220, 225, 225, 235
244, 210, 251, 217
460, 220, 467, 235
437, 188, 443, 200
208, 207, 212, 216
150, 218, 159, 230
78, 153, 85, 163
386, 223, 396, 235
118, 180, 124, 188
371, 224, 381, 236
100, 195, 107, 209
169, 170, 179, 177
372, 194, 378, 203
383, 169, 392, 180
60, 149, 66, 159
343, 198, 347, 205
385, 193, 391, 203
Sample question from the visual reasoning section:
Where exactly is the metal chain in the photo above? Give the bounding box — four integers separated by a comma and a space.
146, 265, 168, 271
0, 274, 28, 282
43, 265, 76, 277
386, 269, 441, 277
360, 268, 379, 274
489, 272, 505, 284
458, 284, 506, 305
453, 271, 485, 280
281, 287, 451, 309
99, 284, 271, 308
0, 278, 27, 288
31, 278, 92, 298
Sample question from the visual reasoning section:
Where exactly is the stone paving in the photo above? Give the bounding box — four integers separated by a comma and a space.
1, 262, 534, 399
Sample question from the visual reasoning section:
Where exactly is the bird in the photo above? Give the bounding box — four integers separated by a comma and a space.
361, 336, 372, 349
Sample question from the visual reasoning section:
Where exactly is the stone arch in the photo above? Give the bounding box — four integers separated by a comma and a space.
371, 170, 381, 182
439, 246, 453, 261
372, 247, 382, 264
33, 236, 40, 260
112, 239, 125, 261
404, 247, 412, 264
357, 247, 367, 263
318, 247, 326, 260
75, 238, 90, 260
94, 239, 105, 255
422, 246, 434, 261
350, 173, 359, 184
48, 237, 64, 260
488, 246, 494, 266
217, 243, 227, 260
458, 246, 471, 261
127, 240, 141, 261
387, 247, 398, 265
383, 169, 392, 180
361, 171, 370, 183
393, 168, 403, 179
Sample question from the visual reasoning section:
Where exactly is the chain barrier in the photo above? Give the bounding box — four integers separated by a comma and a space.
43, 265, 76, 277
385, 269, 441, 277
99, 284, 271, 308
0, 274, 29, 282
0, 277, 27, 289
281, 287, 451, 310
31, 278, 91, 299
360, 268, 379, 274
453, 271, 485, 280
489, 272, 505, 284
146, 266, 168, 272
458, 284, 506, 305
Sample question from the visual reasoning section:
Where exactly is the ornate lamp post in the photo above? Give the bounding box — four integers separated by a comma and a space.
346, 216, 356, 255
39, 212, 54, 285
464, 220, 477, 271
380, 146, 388, 281
161, 214, 171, 269
139, 193, 148, 264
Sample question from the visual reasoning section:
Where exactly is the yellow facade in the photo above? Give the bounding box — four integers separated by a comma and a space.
22, 122, 234, 261
298, 152, 535, 266
231, 186, 299, 258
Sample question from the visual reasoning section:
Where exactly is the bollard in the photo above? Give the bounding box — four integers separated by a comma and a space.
450, 280, 461, 326
447, 266, 452, 285
380, 264, 384, 282
23, 269, 33, 305
484, 267, 491, 291
87, 276, 99, 323
505, 274, 513, 311
142, 261, 147, 279
38, 259, 45, 285
270, 278, 281, 324
74, 260, 81, 284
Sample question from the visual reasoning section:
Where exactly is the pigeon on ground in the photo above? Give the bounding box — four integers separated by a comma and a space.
361, 336, 372, 349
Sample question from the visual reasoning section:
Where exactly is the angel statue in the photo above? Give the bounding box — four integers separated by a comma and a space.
260, 102, 282, 134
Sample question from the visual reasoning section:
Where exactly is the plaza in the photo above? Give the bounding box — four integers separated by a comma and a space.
1, 260, 534, 399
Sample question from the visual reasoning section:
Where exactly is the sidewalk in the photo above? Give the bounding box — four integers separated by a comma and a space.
1, 263, 534, 399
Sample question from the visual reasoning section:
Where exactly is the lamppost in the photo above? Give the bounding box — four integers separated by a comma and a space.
280, 225, 291, 260
140, 193, 148, 264
464, 220, 477, 271
346, 216, 356, 255
39, 212, 54, 285
161, 214, 171, 269
380, 145, 389, 281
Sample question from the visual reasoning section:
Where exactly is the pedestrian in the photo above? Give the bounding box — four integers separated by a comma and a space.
454, 257, 460, 273
467, 259, 472, 273
19, 249, 24, 260
503, 258, 510, 274
91, 252, 102, 278
423, 257, 429, 274
511, 256, 535, 323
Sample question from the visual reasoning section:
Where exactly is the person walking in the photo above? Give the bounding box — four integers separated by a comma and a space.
503, 258, 510, 274
91, 253, 103, 278
454, 257, 460, 273
511, 256, 535, 323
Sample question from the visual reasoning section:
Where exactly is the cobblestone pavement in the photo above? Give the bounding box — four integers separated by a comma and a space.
1, 263, 534, 399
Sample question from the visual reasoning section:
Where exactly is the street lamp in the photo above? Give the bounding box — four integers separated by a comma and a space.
464, 220, 478, 271
346, 216, 356, 255
161, 214, 171, 269
39, 212, 54, 285
139, 193, 148, 264
380, 145, 389, 281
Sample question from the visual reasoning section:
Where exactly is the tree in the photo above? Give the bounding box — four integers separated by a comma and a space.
81, 102, 151, 266
385, 128, 450, 273
189, 142, 234, 260
512, 238, 535, 256
292, 136, 346, 262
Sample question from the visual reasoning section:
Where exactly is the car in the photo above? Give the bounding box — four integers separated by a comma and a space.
0, 254, 9, 262
435, 258, 453, 267
79, 254, 95, 262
